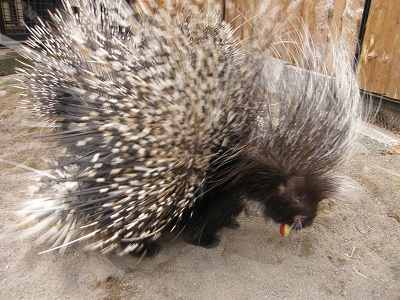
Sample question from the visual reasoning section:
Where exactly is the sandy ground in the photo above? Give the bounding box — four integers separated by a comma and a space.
0, 75, 400, 299
0, 49, 21, 76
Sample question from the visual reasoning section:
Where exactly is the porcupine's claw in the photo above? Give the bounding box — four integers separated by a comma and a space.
186, 233, 221, 249
199, 236, 221, 249
224, 218, 241, 229
143, 243, 162, 257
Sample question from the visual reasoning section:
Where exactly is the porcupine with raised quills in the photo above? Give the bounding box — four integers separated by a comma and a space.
16, 0, 365, 256
16, 0, 262, 255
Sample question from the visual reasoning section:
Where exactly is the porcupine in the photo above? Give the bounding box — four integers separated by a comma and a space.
16, 0, 364, 256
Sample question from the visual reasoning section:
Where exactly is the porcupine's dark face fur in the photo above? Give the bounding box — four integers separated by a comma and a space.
235, 157, 336, 230
259, 175, 335, 229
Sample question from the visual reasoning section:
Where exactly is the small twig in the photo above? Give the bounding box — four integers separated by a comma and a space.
0, 158, 56, 179
345, 246, 356, 258
353, 267, 369, 279
353, 224, 373, 235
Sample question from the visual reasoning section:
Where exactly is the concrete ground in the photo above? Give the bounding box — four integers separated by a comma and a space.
0, 48, 21, 76
0, 75, 400, 299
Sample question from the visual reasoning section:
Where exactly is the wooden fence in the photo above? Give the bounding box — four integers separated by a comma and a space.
156, 0, 400, 103
154, 0, 364, 64
1, 0, 399, 102
357, 0, 400, 101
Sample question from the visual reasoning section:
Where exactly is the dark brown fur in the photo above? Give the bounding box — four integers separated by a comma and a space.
183, 153, 337, 247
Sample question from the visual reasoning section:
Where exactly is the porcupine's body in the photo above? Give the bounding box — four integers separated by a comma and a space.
17, 0, 261, 255
17, 0, 364, 256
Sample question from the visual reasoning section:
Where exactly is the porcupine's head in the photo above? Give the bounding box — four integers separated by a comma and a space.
236, 27, 365, 232
271, 175, 336, 229
230, 155, 337, 230
254, 170, 336, 230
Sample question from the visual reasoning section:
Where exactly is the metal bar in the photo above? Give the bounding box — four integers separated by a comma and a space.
353, 0, 372, 70
0, 2, 6, 35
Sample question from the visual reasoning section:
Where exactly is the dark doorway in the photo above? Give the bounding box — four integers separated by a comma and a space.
0, 0, 61, 41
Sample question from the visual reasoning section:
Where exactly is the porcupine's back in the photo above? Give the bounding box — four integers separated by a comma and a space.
230, 23, 368, 229
16, 0, 261, 255
254, 31, 363, 176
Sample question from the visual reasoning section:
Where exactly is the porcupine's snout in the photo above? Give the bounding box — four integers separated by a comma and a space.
260, 175, 334, 231
263, 192, 318, 230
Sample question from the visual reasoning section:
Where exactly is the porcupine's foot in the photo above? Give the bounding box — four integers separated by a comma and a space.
223, 217, 240, 229
186, 217, 238, 248
183, 184, 244, 249
189, 233, 221, 249
182, 221, 221, 249
142, 242, 162, 257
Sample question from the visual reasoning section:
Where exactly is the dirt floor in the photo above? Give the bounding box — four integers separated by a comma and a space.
0, 74, 400, 299
0, 49, 23, 76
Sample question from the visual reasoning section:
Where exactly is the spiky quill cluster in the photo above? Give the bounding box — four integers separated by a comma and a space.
16, 0, 365, 255
17, 0, 261, 255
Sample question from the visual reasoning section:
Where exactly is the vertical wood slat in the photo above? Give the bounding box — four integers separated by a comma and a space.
147, 0, 364, 62
155, 0, 224, 14
357, 1, 400, 101
138, 1, 400, 102
223, 0, 364, 67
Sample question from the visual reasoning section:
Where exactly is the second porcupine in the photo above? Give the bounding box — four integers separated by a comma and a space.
16, 0, 364, 256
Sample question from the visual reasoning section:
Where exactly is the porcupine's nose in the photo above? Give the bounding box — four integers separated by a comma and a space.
280, 215, 306, 237
293, 215, 315, 230
293, 215, 303, 227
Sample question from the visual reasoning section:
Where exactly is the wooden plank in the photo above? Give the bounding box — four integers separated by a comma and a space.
224, 0, 364, 67
156, 0, 223, 11
224, 0, 247, 39
358, 0, 400, 101
134, 0, 224, 21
